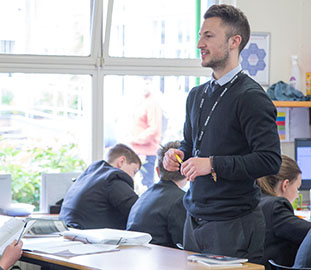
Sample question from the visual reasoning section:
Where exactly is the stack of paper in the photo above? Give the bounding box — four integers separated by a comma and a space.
0, 217, 36, 255
62, 228, 152, 246
23, 237, 118, 256
0, 219, 152, 257
22, 228, 152, 257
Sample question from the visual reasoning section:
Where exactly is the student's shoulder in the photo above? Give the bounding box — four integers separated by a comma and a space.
106, 168, 132, 183
260, 194, 292, 211
162, 182, 185, 204
169, 183, 186, 198
86, 161, 132, 185
83, 160, 115, 176
260, 193, 286, 203
158, 180, 186, 194
143, 181, 185, 203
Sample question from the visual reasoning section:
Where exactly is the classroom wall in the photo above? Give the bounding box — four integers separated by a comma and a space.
237, 0, 311, 158
237, 0, 311, 93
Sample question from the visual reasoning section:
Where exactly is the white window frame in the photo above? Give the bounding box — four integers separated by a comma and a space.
0, 0, 210, 161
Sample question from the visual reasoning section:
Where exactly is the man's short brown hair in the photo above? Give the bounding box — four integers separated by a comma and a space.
204, 4, 250, 53
107, 143, 141, 168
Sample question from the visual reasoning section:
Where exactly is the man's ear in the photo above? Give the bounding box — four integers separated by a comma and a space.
229, 35, 242, 51
116, 156, 126, 169
281, 179, 290, 193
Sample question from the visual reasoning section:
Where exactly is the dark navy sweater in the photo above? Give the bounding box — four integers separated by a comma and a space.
180, 73, 281, 220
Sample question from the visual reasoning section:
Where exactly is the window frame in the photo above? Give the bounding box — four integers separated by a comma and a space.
0, 0, 210, 161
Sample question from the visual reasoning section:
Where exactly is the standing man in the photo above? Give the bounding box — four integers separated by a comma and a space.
163, 4, 281, 264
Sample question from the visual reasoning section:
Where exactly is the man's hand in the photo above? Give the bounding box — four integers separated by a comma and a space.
180, 157, 212, 182
163, 148, 184, 172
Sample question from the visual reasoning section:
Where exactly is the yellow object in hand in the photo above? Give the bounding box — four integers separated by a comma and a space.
175, 154, 183, 164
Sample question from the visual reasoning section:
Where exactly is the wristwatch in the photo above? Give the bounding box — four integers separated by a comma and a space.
210, 156, 217, 182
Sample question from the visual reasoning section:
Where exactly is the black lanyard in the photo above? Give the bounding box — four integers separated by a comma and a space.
194, 70, 243, 157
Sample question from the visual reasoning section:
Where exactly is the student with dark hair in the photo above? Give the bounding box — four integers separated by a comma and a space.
127, 141, 187, 248
257, 155, 311, 269
0, 240, 23, 270
163, 4, 281, 263
59, 143, 141, 230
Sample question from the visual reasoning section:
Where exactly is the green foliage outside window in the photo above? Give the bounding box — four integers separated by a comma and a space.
0, 139, 87, 210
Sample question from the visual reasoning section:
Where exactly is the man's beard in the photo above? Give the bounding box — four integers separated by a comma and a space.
202, 48, 230, 71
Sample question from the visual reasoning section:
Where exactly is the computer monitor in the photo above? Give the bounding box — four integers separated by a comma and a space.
0, 174, 12, 212
295, 138, 311, 190
40, 172, 81, 213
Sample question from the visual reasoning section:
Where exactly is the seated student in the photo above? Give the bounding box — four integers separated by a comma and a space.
0, 240, 23, 270
126, 141, 187, 248
59, 143, 141, 230
257, 155, 311, 269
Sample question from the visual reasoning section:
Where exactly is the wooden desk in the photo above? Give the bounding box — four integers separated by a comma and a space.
21, 244, 265, 270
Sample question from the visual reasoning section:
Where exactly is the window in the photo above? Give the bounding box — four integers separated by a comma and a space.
109, 0, 197, 58
103, 75, 193, 148
0, 40, 15, 53
0, 0, 210, 206
0, 0, 91, 56
0, 73, 92, 164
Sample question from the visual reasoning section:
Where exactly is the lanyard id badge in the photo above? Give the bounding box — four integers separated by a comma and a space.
194, 71, 243, 157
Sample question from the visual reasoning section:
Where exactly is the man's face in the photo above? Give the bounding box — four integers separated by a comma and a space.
197, 17, 231, 70
120, 162, 140, 179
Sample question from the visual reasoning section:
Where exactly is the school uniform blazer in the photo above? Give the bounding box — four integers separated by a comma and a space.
126, 180, 186, 248
59, 160, 138, 230
259, 194, 311, 269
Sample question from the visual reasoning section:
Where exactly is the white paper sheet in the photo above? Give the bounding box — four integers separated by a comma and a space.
62, 228, 152, 246
23, 237, 118, 256
0, 218, 36, 255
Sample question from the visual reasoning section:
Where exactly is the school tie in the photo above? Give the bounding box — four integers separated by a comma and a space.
208, 81, 219, 97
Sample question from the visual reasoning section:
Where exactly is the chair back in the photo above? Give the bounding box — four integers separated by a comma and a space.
293, 228, 311, 269
269, 260, 311, 270
40, 172, 81, 213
